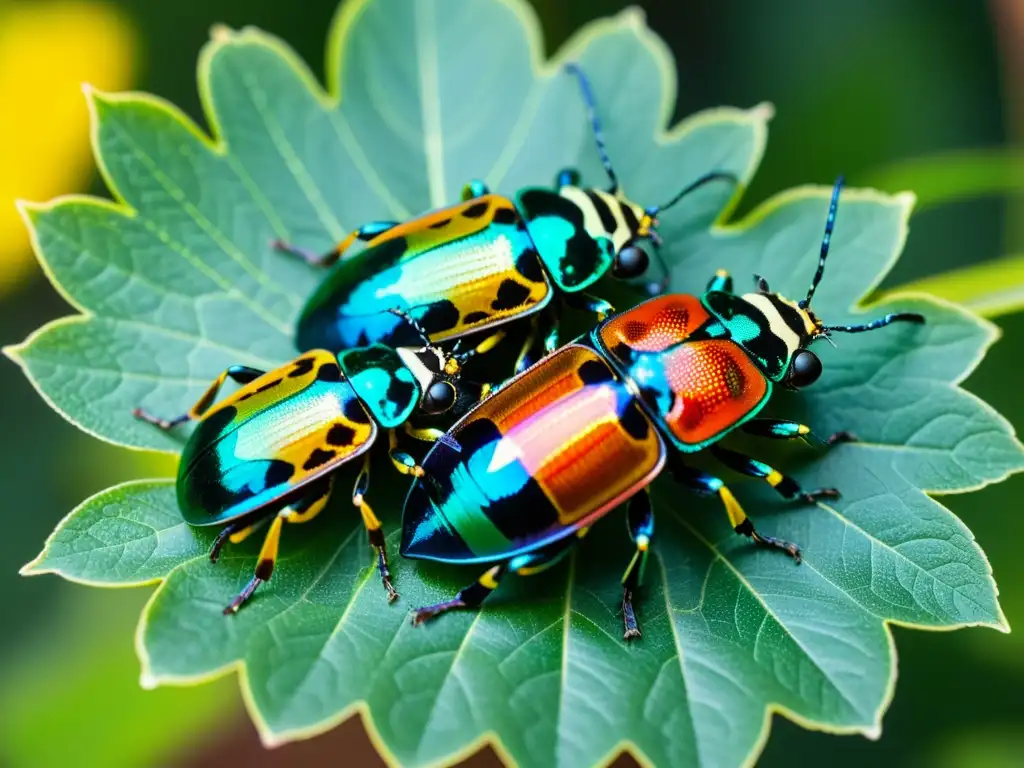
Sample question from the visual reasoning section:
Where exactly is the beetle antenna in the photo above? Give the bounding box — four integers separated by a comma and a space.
800, 175, 844, 309
565, 63, 618, 192
386, 307, 432, 347
633, 171, 738, 296
823, 313, 925, 334
644, 171, 739, 222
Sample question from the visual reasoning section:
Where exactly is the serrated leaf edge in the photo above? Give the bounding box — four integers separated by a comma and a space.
11, 0, 1017, 765
19, 478, 178, 584
10, 0, 771, 457
124, 192, 1016, 766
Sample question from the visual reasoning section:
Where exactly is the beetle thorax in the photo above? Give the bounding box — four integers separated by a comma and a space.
740, 292, 818, 358
557, 185, 645, 251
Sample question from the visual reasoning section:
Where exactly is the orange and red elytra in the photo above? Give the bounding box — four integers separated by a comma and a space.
136, 63, 924, 635
400, 177, 925, 638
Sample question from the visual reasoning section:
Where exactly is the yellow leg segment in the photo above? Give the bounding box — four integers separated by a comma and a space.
404, 422, 445, 443
472, 330, 506, 356
411, 539, 578, 626
134, 365, 264, 431
353, 456, 399, 602
221, 479, 333, 615
284, 481, 333, 524
718, 485, 748, 528
229, 521, 264, 545
389, 429, 425, 477
222, 513, 285, 615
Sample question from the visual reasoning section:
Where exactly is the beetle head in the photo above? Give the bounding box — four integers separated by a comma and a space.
744, 176, 925, 390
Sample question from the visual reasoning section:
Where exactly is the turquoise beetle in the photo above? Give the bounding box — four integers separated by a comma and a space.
400, 178, 925, 638
275, 64, 736, 377
133, 311, 487, 614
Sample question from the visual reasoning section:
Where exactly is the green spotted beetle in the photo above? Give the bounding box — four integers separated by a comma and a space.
132, 311, 488, 614
275, 64, 737, 383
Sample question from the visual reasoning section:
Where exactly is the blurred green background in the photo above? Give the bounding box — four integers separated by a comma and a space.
1, 0, 1021, 765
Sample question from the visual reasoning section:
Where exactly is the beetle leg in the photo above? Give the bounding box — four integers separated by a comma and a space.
388, 428, 425, 477
460, 179, 490, 200
222, 479, 332, 615
222, 513, 284, 615
739, 418, 856, 447
210, 516, 270, 563
513, 305, 559, 377
403, 422, 445, 443
510, 314, 541, 377
710, 445, 840, 505
411, 541, 574, 626
706, 269, 733, 293
620, 488, 655, 640
272, 220, 399, 268
670, 460, 802, 563
563, 290, 615, 321
133, 365, 265, 431
411, 564, 508, 625
454, 329, 507, 377
543, 324, 561, 355
352, 455, 399, 602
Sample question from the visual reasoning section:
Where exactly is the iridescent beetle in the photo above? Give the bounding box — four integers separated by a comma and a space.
274, 64, 736, 379
132, 311, 488, 614
400, 178, 925, 638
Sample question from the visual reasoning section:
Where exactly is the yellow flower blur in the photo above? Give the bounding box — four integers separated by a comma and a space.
0, 0, 136, 296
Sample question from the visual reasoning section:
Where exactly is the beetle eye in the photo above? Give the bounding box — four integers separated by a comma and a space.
612, 245, 649, 279
422, 381, 456, 414
786, 349, 822, 389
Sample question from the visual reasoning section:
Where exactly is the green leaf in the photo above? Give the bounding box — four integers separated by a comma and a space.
882, 254, 1024, 319
12, 1, 1021, 766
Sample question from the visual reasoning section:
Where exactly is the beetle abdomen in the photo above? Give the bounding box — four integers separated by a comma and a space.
296, 195, 552, 351
401, 344, 665, 563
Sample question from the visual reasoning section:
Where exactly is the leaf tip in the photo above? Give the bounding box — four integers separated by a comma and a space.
209, 23, 236, 42
14, 197, 35, 216
14, 198, 46, 231
992, 610, 1012, 634
893, 189, 917, 215
83, 84, 117, 111
18, 556, 45, 576
751, 101, 776, 123
862, 723, 883, 741
617, 5, 648, 30
2, 343, 23, 365
258, 730, 286, 749
139, 671, 159, 690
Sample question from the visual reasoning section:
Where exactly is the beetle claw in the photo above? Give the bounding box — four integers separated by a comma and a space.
801, 488, 840, 503
223, 576, 263, 615
622, 588, 642, 640
411, 599, 466, 625
751, 531, 802, 564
